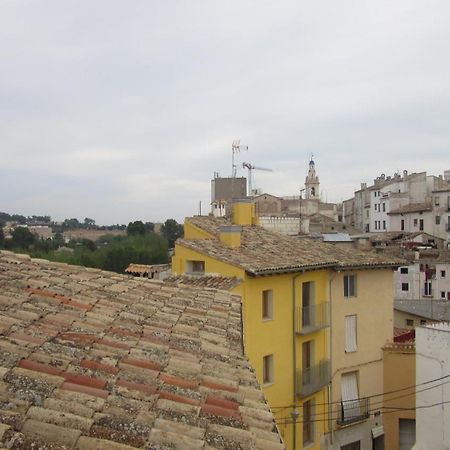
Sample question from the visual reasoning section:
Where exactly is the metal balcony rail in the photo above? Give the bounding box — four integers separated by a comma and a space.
337, 397, 370, 425
296, 359, 330, 397
296, 302, 330, 334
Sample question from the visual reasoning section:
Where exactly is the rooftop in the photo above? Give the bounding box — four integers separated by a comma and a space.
388, 202, 432, 215
179, 217, 403, 275
0, 250, 283, 449
165, 275, 242, 291
394, 299, 450, 322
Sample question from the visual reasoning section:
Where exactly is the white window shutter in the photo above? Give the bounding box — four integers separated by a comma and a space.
345, 315, 357, 352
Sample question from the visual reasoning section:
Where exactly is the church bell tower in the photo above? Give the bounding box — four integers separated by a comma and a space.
305, 155, 320, 199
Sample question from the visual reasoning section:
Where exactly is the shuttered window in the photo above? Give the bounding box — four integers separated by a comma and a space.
345, 315, 357, 352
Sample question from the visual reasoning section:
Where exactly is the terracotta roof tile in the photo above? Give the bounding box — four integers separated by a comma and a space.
0, 250, 284, 449
179, 216, 401, 274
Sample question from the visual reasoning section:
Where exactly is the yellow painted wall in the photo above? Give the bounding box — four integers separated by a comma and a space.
183, 219, 215, 240
329, 269, 394, 426
382, 344, 415, 450
174, 238, 330, 449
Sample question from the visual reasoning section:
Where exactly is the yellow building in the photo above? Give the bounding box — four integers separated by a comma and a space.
172, 200, 401, 450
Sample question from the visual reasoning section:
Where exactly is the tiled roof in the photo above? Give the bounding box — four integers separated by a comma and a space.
125, 264, 170, 275
388, 202, 432, 215
0, 250, 283, 450
180, 217, 402, 275
188, 216, 228, 238
165, 275, 242, 291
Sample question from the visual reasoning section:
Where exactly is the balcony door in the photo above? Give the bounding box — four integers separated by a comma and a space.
302, 281, 315, 327
341, 372, 360, 421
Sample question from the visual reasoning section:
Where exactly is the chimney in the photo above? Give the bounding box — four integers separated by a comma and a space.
219, 225, 242, 248
361, 182, 367, 190
231, 198, 258, 226
403, 170, 408, 178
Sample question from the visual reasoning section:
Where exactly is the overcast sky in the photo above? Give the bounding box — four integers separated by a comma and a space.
1, 0, 449, 224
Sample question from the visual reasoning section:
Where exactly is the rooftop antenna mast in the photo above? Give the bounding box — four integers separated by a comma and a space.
231, 140, 248, 178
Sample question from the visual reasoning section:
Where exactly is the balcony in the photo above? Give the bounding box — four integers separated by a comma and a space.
296, 302, 330, 334
336, 398, 370, 426
296, 359, 330, 398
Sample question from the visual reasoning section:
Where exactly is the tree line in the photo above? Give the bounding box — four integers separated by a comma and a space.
0, 218, 184, 274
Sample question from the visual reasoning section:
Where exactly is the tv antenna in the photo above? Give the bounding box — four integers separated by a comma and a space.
231, 140, 248, 178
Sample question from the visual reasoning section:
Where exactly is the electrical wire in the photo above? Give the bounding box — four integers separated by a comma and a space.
269, 372, 450, 411
277, 400, 450, 426
273, 378, 450, 422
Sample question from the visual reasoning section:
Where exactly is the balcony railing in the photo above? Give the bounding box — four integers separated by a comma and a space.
296, 302, 330, 334
296, 359, 330, 398
336, 398, 370, 425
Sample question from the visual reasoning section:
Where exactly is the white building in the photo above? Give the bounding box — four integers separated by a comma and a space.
414, 322, 450, 450
344, 170, 450, 243
396, 260, 450, 301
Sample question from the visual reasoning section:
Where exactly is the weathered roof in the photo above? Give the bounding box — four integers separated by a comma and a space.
0, 250, 283, 449
388, 202, 432, 215
180, 217, 402, 275
322, 233, 353, 242
165, 275, 242, 291
394, 299, 450, 321
125, 264, 170, 275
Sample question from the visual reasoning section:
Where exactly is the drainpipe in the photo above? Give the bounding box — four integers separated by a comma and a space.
292, 272, 303, 450
328, 270, 338, 448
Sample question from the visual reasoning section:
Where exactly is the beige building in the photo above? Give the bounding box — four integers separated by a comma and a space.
383, 342, 416, 450
327, 268, 396, 450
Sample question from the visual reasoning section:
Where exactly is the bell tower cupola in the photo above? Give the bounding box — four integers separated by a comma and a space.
305, 154, 320, 199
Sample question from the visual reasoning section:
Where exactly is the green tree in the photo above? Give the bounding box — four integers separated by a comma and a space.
0, 227, 4, 248
161, 219, 183, 248
127, 221, 146, 236
11, 227, 35, 249
84, 217, 96, 228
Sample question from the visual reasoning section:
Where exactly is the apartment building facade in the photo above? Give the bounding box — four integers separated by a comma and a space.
343, 170, 450, 243
172, 200, 400, 450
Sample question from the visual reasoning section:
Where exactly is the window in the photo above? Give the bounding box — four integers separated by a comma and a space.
406, 319, 414, 326
382, 203, 386, 212
262, 290, 273, 320
262, 354, 274, 384
419, 219, 424, 231
401, 219, 405, 231
414, 219, 418, 227
399, 419, 416, 450
441, 291, 446, 299
382, 220, 386, 230
420, 319, 427, 325
374, 221, 378, 230
341, 442, 361, 450
303, 400, 314, 446
186, 260, 205, 274
401, 283, 409, 291
435, 196, 440, 206
344, 275, 356, 297
436, 216, 441, 225
441, 270, 446, 278
345, 315, 357, 352
374, 204, 377, 211
400, 267, 408, 274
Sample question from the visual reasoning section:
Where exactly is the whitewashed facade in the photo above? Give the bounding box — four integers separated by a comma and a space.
414, 322, 450, 450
